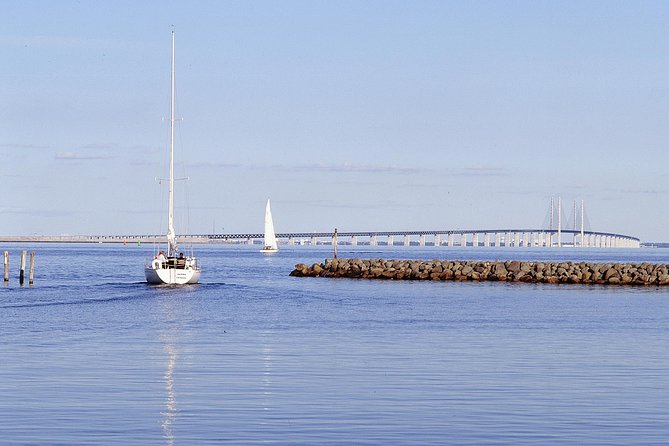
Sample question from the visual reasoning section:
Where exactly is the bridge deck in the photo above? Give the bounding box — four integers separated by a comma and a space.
0, 228, 640, 245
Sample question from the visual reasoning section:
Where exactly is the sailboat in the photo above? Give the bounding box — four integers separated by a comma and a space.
145, 31, 201, 285
260, 199, 279, 253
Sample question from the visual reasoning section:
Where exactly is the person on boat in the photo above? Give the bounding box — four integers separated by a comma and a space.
177, 252, 186, 268
151, 250, 167, 270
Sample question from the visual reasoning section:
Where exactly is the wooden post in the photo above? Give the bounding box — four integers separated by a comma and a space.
19, 250, 26, 286
333, 228, 338, 259
29, 252, 35, 285
3, 251, 8, 283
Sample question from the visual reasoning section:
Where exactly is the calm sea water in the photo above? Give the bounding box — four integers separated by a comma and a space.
1, 243, 668, 445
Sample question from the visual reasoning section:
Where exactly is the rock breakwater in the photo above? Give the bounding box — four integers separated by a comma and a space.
290, 258, 669, 286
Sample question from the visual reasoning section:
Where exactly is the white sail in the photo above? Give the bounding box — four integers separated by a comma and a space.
145, 31, 201, 284
261, 199, 278, 252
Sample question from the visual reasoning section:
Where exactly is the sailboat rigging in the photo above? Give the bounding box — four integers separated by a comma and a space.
261, 199, 278, 253
145, 31, 201, 285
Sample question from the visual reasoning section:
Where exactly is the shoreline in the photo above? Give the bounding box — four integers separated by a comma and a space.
291, 258, 669, 286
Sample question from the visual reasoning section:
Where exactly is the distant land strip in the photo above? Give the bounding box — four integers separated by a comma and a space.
291, 258, 669, 286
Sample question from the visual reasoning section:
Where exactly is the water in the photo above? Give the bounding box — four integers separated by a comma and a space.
1, 244, 669, 445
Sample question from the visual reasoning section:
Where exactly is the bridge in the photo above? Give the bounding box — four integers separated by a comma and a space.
0, 198, 641, 248
0, 228, 640, 248
208, 228, 640, 248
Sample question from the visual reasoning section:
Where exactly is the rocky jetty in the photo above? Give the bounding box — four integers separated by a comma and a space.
290, 258, 669, 286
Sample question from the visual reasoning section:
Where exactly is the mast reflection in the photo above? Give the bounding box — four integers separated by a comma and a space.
161, 341, 177, 446
158, 293, 186, 446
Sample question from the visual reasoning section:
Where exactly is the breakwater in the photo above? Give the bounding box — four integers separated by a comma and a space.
290, 258, 669, 286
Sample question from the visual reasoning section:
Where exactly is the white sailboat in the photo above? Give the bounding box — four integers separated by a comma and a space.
260, 199, 279, 253
145, 31, 201, 285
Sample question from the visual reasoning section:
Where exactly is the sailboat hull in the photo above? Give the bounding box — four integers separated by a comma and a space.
145, 266, 201, 285
260, 247, 278, 253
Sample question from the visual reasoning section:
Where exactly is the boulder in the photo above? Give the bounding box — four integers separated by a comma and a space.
506, 261, 521, 273
370, 267, 384, 278
441, 270, 454, 280
492, 262, 508, 276
604, 267, 620, 280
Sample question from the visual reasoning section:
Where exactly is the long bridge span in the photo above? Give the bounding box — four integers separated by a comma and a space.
210, 228, 640, 248
1, 228, 640, 248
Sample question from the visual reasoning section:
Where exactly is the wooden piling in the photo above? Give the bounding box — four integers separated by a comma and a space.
29, 251, 35, 285
19, 250, 26, 285
3, 251, 8, 282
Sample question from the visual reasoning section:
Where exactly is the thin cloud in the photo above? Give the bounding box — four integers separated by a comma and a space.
185, 161, 421, 173
295, 163, 427, 174
187, 161, 244, 169
174, 161, 510, 179
55, 151, 114, 160
278, 198, 339, 206
129, 159, 160, 167
115, 208, 162, 215
453, 166, 509, 177
277, 198, 412, 209
499, 189, 543, 196
305, 200, 423, 210
0, 206, 76, 218
0, 143, 50, 150
127, 144, 161, 153
0, 35, 126, 51
80, 143, 115, 150
611, 188, 667, 195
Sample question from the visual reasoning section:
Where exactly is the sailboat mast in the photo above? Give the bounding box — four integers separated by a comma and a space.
167, 31, 177, 255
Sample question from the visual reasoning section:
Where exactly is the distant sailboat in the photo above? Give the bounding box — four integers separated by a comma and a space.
261, 199, 279, 253
145, 31, 201, 285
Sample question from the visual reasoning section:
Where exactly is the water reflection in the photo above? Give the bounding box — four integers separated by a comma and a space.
161, 341, 177, 446
157, 294, 189, 446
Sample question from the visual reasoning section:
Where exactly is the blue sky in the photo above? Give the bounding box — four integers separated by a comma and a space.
2, 1, 668, 241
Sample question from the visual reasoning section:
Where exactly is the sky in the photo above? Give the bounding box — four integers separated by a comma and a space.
2, 1, 669, 241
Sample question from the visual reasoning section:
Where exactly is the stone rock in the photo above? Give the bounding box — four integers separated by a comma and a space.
441, 270, 454, 280
506, 261, 521, 273
370, 267, 384, 278
492, 263, 507, 276
381, 270, 396, 279
659, 274, 669, 285
604, 267, 620, 280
